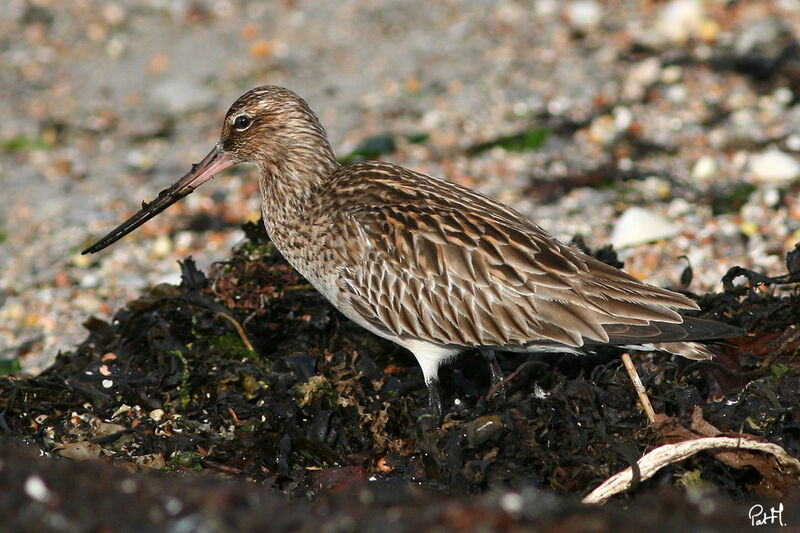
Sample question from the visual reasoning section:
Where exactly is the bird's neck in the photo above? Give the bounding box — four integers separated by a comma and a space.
258, 140, 340, 221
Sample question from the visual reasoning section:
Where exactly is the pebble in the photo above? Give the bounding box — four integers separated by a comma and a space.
135, 453, 166, 470
111, 404, 132, 418
774, 87, 793, 106
623, 58, 661, 100
588, 114, 617, 146
125, 150, 155, 171
79, 273, 99, 289
640, 176, 671, 199
763, 188, 781, 207
464, 415, 505, 448
102, 4, 126, 26
740, 220, 759, 238
499, 492, 524, 515
613, 106, 633, 132
654, 0, 704, 44
23, 475, 52, 503
661, 65, 682, 84
748, 149, 800, 184
565, 1, 603, 31
56, 441, 103, 461
610, 207, 678, 249
787, 135, 800, 152
152, 235, 173, 258
734, 18, 789, 57
691, 156, 717, 183
668, 198, 692, 218
73, 293, 102, 312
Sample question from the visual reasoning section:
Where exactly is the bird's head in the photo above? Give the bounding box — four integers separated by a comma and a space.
82, 86, 336, 254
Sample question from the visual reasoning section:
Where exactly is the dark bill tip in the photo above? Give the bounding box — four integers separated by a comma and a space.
82, 144, 233, 255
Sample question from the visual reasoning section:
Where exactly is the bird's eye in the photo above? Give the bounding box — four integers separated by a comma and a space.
233, 115, 252, 130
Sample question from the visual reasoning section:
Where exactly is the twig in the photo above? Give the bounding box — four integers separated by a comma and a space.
214, 311, 256, 354
485, 360, 535, 401
583, 436, 800, 504
621, 352, 656, 425
203, 459, 245, 475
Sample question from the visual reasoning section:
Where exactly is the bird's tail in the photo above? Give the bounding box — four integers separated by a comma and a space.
616, 316, 743, 360
636, 341, 715, 360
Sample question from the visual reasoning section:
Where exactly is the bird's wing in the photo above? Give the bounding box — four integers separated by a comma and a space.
327, 161, 698, 349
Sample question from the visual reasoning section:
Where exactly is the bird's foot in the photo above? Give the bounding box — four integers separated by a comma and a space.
482, 349, 507, 404
423, 380, 443, 428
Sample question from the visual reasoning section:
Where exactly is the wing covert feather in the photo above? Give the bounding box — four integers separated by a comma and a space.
325, 161, 699, 349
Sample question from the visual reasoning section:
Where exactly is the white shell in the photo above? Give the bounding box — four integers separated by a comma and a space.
610, 207, 678, 249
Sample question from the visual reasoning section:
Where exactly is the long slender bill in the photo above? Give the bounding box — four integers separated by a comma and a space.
82, 143, 233, 254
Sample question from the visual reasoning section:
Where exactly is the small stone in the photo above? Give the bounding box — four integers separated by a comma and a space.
163, 496, 183, 516
150, 408, 165, 422
499, 492, 524, 515
588, 114, 616, 146
774, 87, 793, 105
102, 4, 126, 25
106, 37, 126, 58
641, 176, 671, 199
73, 254, 91, 268
125, 150, 155, 171
661, 65, 682, 84
691, 156, 717, 183
464, 415, 504, 448
135, 453, 166, 470
655, 0, 704, 44
73, 293, 102, 312
249, 40, 274, 58
565, 1, 603, 30
786, 134, 800, 152
665, 84, 687, 103
749, 149, 800, 184
111, 404, 132, 418
152, 235, 173, 258
120, 479, 138, 494
24, 475, 52, 503
79, 273, 99, 289
732, 151, 749, 170
0, 302, 24, 322
740, 220, 759, 237
56, 441, 103, 461
764, 188, 781, 207
610, 207, 678, 249
668, 198, 691, 217
734, 18, 789, 57
698, 19, 719, 43
613, 106, 633, 132
623, 58, 661, 100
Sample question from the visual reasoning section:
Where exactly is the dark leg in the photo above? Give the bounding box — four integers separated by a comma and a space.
482, 349, 507, 402
426, 380, 443, 424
